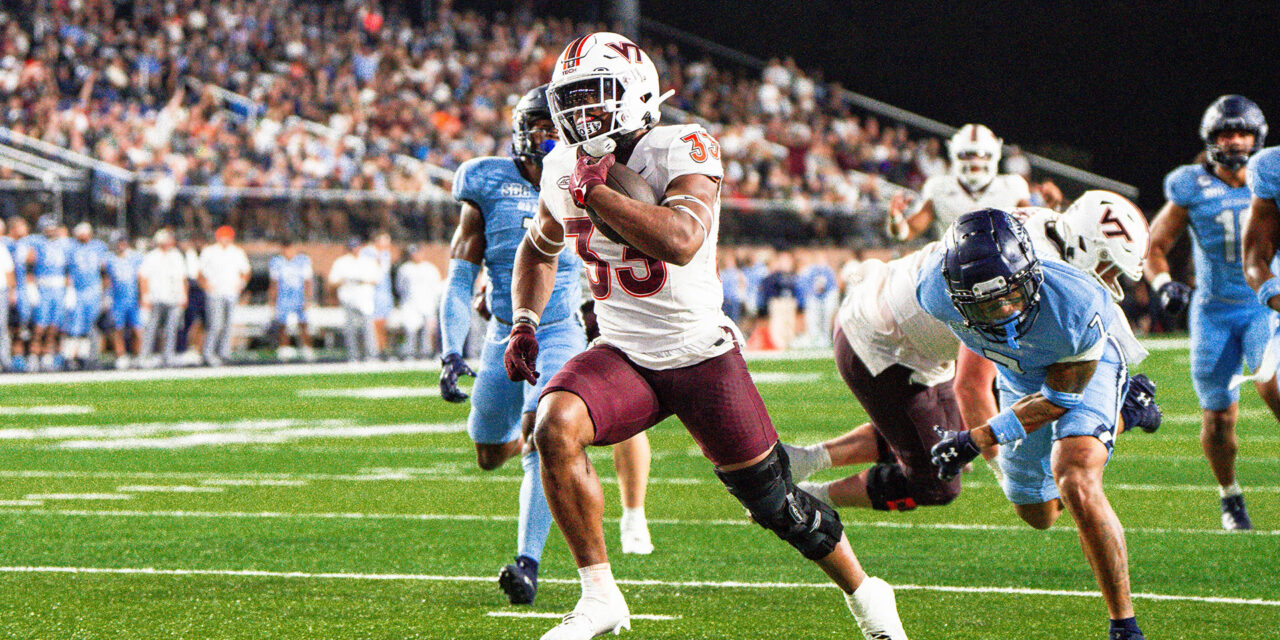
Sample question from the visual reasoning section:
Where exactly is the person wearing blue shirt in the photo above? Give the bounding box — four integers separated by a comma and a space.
798, 254, 838, 347
106, 232, 144, 369
63, 222, 108, 369
436, 85, 650, 607
922, 209, 1145, 640
268, 239, 315, 362
1144, 95, 1272, 530
30, 216, 71, 370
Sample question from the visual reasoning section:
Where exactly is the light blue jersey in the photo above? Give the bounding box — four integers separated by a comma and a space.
31, 235, 70, 327
452, 156, 582, 325
106, 250, 143, 330
1247, 146, 1280, 202
918, 255, 1128, 505
1165, 163, 1254, 302
12, 235, 38, 322
1167, 162, 1274, 410
269, 254, 312, 324
69, 239, 108, 292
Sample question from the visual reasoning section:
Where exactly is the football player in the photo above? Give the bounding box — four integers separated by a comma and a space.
268, 239, 315, 362
887, 124, 1031, 242
7, 217, 37, 371
106, 231, 144, 369
438, 84, 653, 608
30, 217, 71, 370
63, 222, 107, 369
784, 193, 1160, 511
1144, 95, 1271, 530
923, 209, 1146, 640
506, 34, 907, 640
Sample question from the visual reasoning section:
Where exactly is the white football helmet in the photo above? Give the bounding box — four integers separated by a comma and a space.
948, 124, 1003, 191
547, 32, 674, 157
1058, 190, 1150, 301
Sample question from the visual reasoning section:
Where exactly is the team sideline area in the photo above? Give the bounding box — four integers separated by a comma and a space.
0, 344, 1274, 639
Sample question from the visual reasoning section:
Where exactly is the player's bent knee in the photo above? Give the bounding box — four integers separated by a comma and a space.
864, 462, 959, 511
713, 445, 843, 561
474, 444, 510, 471
532, 391, 593, 457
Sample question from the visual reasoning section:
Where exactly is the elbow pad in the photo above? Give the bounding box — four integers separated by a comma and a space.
1041, 385, 1083, 409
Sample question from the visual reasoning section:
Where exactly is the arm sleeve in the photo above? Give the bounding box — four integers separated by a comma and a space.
439, 258, 481, 358
268, 256, 281, 282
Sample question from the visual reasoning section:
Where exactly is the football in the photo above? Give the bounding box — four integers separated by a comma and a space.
584, 161, 657, 248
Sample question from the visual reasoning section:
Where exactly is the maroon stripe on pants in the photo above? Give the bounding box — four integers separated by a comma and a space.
542, 344, 778, 467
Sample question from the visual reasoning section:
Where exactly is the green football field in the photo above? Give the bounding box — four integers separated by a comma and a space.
0, 344, 1276, 639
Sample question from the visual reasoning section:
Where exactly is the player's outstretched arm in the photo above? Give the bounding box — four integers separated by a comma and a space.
577, 155, 716, 266
1243, 195, 1280, 311
887, 194, 934, 241
954, 344, 999, 429
1145, 200, 1193, 315
438, 201, 486, 401
505, 202, 564, 384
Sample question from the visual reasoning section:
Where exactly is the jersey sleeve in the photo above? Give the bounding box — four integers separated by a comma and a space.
666, 124, 724, 183
539, 145, 576, 224
1163, 166, 1196, 207
919, 175, 946, 203
1007, 174, 1031, 203
451, 158, 483, 206
1247, 148, 1280, 201
913, 248, 952, 319
268, 256, 282, 281
1056, 273, 1109, 362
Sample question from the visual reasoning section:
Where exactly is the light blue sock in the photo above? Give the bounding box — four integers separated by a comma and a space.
517, 450, 554, 563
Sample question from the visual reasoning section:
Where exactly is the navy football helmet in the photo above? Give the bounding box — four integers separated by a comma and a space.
943, 208, 1043, 348
1200, 95, 1267, 170
511, 84, 557, 163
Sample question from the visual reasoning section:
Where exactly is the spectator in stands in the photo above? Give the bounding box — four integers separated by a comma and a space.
138, 228, 187, 367
362, 231, 395, 359
107, 231, 144, 369
395, 243, 442, 360
269, 238, 316, 362
199, 225, 251, 366
0, 218, 12, 370
329, 238, 380, 362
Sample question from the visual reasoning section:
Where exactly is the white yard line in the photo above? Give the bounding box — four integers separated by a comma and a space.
0, 360, 444, 386
23, 493, 133, 501
486, 611, 680, 621
116, 486, 225, 494
0, 507, 1274, 537
0, 565, 1271, 607
0, 405, 94, 415
297, 387, 442, 399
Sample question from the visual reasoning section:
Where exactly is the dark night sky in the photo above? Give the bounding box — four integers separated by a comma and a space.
631, 1, 1280, 210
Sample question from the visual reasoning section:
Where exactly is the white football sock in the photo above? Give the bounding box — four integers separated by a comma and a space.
620, 506, 646, 527
578, 563, 620, 603
798, 480, 834, 508
1220, 483, 1243, 499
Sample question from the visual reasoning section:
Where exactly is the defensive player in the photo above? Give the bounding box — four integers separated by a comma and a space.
887, 124, 1031, 242
439, 84, 653, 608
64, 222, 107, 369
1241, 141, 1280, 527
923, 209, 1145, 640
31, 217, 71, 370
106, 231, 144, 369
784, 194, 1160, 511
268, 239, 315, 362
1145, 95, 1272, 530
506, 33, 907, 640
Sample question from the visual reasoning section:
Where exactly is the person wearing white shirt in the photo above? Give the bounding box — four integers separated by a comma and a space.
0, 218, 13, 370
198, 226, 250, 366
395, 244, 442, 360
138, 228, 188, 367
328, 238, 380, 361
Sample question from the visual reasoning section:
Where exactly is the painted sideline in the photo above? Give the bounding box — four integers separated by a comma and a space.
0, 565, 1271, 607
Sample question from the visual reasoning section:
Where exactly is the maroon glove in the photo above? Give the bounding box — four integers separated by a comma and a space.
504, 323, 540, 384
569, 152, 615, 207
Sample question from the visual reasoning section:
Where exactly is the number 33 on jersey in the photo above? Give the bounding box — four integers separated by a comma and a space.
540, 123, 737, 370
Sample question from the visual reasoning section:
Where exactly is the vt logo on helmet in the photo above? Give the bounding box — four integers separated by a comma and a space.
942, 208, 1043, 349
547, 32, 675, 158
1200, 95, 1268, 170
1055, 190, 1150, 301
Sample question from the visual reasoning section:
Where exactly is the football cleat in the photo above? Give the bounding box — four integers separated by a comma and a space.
1109, 629, 1147, 640
540, 594, 630, 640
1221, 494, 1253, 530
498, 556, 539, 605
619, 515, 653, 555
845, 577, 909, 640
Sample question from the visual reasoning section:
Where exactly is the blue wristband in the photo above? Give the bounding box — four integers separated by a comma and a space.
988, 408, 1026, 445
1041, 384, 1083, 409
1256, 276, 1280, 309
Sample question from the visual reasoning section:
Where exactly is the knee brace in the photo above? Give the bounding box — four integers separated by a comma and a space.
714, 445, 844, 560
866, 462, 959, 511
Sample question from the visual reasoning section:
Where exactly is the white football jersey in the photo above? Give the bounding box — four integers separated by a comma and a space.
837, 242, 959, 386
541, 124, 735, 370
921, 173, 1030, 237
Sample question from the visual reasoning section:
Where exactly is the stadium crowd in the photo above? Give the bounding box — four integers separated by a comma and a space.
0, 0, 994, 239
